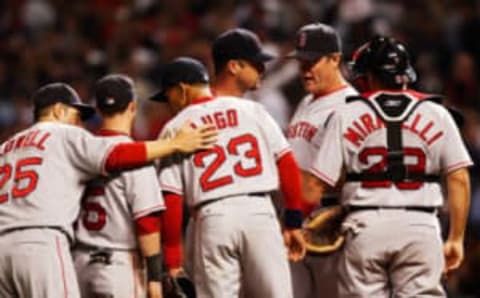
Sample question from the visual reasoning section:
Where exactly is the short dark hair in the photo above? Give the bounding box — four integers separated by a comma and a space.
94, 74, 135, 116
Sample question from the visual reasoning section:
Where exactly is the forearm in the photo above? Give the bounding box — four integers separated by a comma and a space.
138, 232, 161, 257
145, 139, 178, 161
302, 171, 326, 206
446, 167, 470, 242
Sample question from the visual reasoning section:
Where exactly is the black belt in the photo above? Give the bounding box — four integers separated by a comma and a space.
346, 205, 438, 214
193, 192, 268, 211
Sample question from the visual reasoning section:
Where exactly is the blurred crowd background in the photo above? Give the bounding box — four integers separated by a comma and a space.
0, 0, 479, 296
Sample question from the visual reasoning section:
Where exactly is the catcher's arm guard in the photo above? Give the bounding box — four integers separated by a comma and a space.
303, 205, 346, 254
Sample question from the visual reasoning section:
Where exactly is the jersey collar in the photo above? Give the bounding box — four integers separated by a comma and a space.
96, 129, 129, 137
312, 85, 349, 101
190, 96, 216, 106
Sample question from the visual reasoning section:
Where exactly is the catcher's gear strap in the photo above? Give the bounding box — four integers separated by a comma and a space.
345, 92, 441, 183
146, 253, 163, 281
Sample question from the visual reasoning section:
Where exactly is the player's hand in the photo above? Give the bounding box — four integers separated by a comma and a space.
168, 267, 184, 278
173, 121, 217, 153
147, 281, 163, 298
283, 228, 306, 262
443, 239, 464, 274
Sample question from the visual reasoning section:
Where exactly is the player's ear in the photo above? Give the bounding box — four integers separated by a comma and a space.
330, 53, 341, 67
128, 100, 137, 114
227, 60, 241, 75
51, 103, 65, 120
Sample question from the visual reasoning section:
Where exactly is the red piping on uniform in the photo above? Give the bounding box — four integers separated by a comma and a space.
133, 204, 165, 219
161, 192, 183, 269
361, 89, 433, 100
277, 152, 303, 210
313, 85, 349, 99
55, 236, 68, 298
132, 253, 138, 298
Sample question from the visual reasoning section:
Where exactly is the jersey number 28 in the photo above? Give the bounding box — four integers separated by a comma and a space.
359, 146, 425, 190
193, 134, 263, 192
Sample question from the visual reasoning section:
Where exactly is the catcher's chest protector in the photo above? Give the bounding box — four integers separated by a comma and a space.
345, 92, 442, 184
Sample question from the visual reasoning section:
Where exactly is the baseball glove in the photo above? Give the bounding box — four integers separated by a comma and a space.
303, 205, 346, 254
162, 274, 196, 298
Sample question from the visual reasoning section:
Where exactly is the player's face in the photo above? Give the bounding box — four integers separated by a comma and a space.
235, 59, 265, 92
166, 86, 187, 114
299, 55, 338, 94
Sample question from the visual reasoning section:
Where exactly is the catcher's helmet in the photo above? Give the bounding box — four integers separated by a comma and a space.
349, 36, 416, 91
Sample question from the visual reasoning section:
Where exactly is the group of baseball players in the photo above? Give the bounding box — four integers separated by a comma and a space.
0, 21, 472, 298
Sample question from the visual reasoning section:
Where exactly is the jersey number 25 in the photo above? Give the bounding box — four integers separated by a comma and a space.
0, 157, 42, 203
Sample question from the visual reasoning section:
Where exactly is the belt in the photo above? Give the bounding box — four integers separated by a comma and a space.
346, 205, 438, 214
193, 192, 269, 212
74, 242, 135, 252
0, 226, 73, 245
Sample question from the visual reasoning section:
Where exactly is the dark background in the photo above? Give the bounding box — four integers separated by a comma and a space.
0, 1, 479, 296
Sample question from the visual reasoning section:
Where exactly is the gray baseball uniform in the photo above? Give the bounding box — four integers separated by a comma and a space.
159, 96, 293, 298
309, 90, 473, 297
74, 131, 165, 298
0, 122, 119, 298
287, 86, 357, 298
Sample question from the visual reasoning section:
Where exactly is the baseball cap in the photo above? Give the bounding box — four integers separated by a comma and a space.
32, 82, 95, 120
212, 28, 275, 66
94, 74, 135, 114
287, 23, 341, 61
150, 57, 209, 102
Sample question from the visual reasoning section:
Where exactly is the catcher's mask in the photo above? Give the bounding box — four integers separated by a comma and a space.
349, 36, 417, 92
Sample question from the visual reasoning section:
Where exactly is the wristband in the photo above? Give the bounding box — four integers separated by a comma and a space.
146, 253, 163, 281
284, 209, 303, 229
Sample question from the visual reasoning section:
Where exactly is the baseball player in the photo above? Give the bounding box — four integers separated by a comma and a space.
152, 57, 306, 298
286, 23, 357, 298
302, 36, 472, 297
172, 27, 277, 280
0, 82, 216, 298
73, 75, 165, 298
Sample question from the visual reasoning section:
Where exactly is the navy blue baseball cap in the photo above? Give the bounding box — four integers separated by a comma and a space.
287, 23, 341, 61
212, 28, 275, 66
32, 82, 95, 120
94, 74, 135, 114
150, 57, 210, 102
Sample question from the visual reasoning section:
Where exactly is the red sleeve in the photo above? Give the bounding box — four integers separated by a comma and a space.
161, 192, 183, 269
104, 143, 147, 172
277, 152, 303, 210
135, 213, 161, 236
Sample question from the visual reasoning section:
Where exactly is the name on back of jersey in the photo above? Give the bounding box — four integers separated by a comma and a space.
191, 109, 239, 130
0, 130, 51, 157
343, 112, 444, 148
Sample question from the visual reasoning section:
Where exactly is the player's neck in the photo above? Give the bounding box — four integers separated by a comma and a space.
211, 76, 245, 97
101, 116, 132, 136
314, 73, 348, 98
